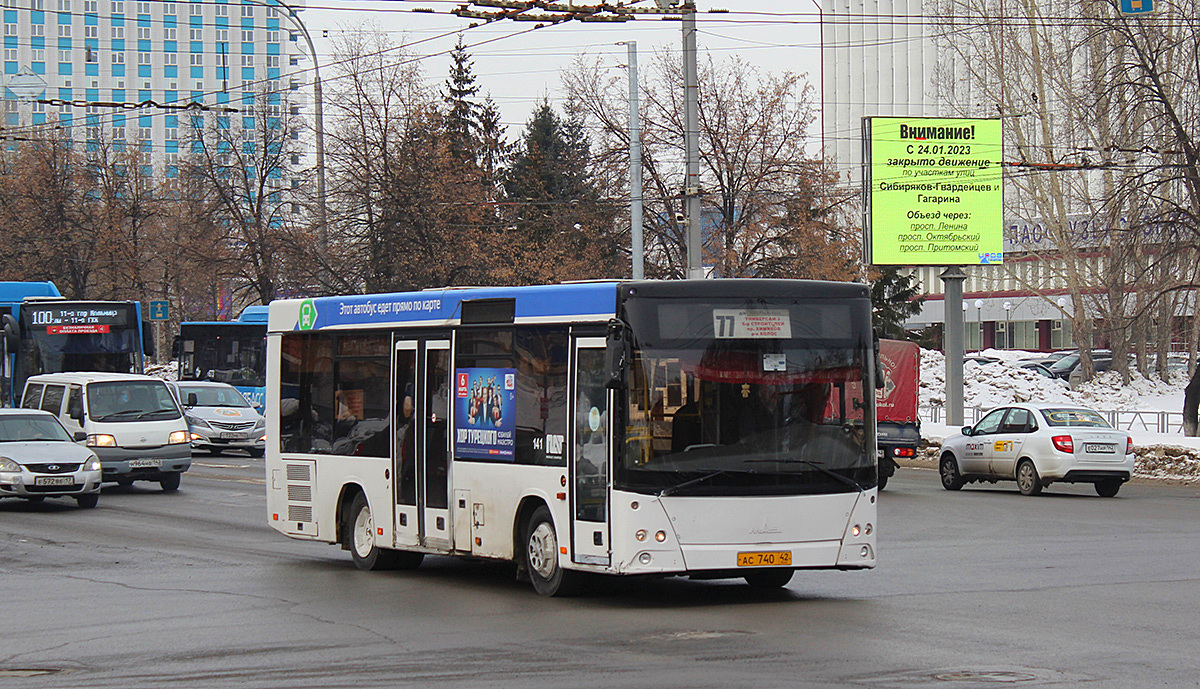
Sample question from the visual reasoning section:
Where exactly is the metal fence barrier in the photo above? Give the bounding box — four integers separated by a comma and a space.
918, 404, 1185, 434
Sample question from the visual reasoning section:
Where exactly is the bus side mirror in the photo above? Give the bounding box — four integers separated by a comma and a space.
604, 319, 629, 389
2, 313, 17, 380
186, 392, 198, 408
873, 330, 885, 389
142, 320, 155, 358
171, 335, 180, 359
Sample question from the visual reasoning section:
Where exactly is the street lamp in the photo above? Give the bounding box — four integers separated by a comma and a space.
962, 301, 969, 352
974, 299, 984, 350
248, 0, 326, 279
1003, 301, 1012, 349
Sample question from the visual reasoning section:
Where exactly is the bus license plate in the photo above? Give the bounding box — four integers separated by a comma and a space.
34, 476, 73, 486
129, 459, 162, 468
737, 551, 792, 567
1084, 443, 1116, 453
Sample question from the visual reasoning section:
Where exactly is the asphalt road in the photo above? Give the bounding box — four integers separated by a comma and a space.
3, 460, 1199, 689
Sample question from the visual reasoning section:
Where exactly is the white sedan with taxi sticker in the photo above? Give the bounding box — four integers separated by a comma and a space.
938, 403, 1134, 497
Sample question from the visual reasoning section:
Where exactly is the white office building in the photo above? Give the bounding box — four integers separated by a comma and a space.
1, 0, 311, 179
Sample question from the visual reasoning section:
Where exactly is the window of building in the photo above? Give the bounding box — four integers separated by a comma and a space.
240, 3, 252, 16
111, 25, 124, 39
267, 30, 278, 42
266, 55, 279, 68
164, 52, 176, 65
31, 48, 45, 61
189, 27, 201, 40
136, 1, 148, 12
189, 53, 201, 65
3, 48, 16, 61
83, 0, 95, 10
57, 0, 69, 9
241, 29, 252, 42
190, 2, 201, 15
113, 126, 125, 139
240, 54, 252, 67
31, 23, 45, 36
110, 0, 121, 12
84, 24, 97, 38
58, 49, 70, 61
163, 26, 175, 39
3, 24, 15, 36
137, 51, 149, 65
58, 24, 71, 37
213, 3, 225, 15
31, 0, 45, 9
163, 0, 174, 14
136, 26, 149, 39
111, 51, 124, 63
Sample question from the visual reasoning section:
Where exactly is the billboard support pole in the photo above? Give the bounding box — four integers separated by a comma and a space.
941, 266, 966, 426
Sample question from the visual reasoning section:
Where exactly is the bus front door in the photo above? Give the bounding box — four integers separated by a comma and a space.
570, 338, 610, 566
393, 338, 453, 552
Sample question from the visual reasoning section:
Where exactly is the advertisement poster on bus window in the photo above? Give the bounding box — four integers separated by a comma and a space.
454, 367, 517, 460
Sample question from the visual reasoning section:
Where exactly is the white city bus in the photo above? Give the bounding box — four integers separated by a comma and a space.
265, 280, 878, 595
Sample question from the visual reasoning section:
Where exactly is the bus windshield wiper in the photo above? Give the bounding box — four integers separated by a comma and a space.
659, 469, 734, 497
137, 407, 179, 419
95, 410, 145, 421
748, 458, 865, 493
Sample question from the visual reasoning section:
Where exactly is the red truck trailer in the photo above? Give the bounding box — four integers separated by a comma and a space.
876, 339, 920, 490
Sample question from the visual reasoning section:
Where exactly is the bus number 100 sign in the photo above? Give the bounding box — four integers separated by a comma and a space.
712, 309, 792, 339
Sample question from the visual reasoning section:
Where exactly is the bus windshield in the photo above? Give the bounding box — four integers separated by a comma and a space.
18, 302, 142, 387
618, 296, 876, 496
178, 323, 266, 388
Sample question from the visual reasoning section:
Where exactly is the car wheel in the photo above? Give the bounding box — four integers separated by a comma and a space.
159, 472, 181, 492
743, 569, 794, 589
939, 453, 964, 491
524, 505, 582, 596
1016, 459, 1043, 496
1095, 478, 1122, 498
76, 494, 99, 509
345, 492, 420, 571
247, 448, 265, 458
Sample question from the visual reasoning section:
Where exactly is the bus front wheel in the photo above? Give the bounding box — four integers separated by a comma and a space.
524, 506, 582, 597
345, 492, 422, 571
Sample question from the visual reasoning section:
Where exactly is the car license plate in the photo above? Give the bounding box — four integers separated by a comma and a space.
737, 551, 792, 567
34, 476, 73, 486
129, 458, 163, 468
1084, 443, 1116, 453
220, 432, 247, 440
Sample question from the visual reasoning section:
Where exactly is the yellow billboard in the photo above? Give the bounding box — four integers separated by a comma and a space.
865, 117, 1003, 265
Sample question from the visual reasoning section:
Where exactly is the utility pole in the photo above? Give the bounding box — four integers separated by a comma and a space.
627, 41, 644, 279
682, 3, 703, 278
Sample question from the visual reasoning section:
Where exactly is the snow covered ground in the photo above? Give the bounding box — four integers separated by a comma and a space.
917, 348, 1200, 482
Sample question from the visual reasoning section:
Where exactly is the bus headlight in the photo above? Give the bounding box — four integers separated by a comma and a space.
168, 431, 190, 444
87, 434, 117, 447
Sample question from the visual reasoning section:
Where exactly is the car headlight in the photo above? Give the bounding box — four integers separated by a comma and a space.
187, 416, 213, 430
168, 430, 190, 444
87, 434, 117, 447
254, 418, 265, 430
84, 456, 101, 472
0, 456, 21, 473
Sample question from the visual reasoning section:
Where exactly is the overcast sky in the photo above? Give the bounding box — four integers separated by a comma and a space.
299, 1, 824, 137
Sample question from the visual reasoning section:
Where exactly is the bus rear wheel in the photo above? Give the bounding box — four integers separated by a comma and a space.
524, 506, 582, 597
346, 492, 422, 571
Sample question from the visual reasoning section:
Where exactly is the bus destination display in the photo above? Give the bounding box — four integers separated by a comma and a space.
26, 305, 129, 335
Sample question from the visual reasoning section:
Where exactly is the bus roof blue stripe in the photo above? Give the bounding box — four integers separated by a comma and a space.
291, 282, 620, 331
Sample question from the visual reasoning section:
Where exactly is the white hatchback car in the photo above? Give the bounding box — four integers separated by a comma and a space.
939, 403, 1134, 497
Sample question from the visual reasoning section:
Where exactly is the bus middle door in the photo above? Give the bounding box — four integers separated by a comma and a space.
570, 337, 610, 566
393, 338, 453, 552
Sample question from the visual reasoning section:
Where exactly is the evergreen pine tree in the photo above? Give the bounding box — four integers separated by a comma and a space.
871, 267, 926, 339
442, 37, 481, 164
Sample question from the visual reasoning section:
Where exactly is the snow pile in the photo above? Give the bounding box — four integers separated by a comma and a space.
920, 348, 1190, 413
144, 360, 179, 381
1136, 445, 1200, 482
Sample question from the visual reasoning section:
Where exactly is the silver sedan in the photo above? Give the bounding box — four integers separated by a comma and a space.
939, 403, 1134, 497
0, 409, 103, 508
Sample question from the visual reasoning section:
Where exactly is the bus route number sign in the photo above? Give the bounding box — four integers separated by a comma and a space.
712, 309, 791, 339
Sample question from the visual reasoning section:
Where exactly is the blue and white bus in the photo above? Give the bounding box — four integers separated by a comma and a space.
1, 282, 153, 407
265, 280, 878, 595
175, 305, 268, 410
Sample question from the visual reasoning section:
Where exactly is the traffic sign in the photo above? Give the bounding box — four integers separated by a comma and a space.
149, 300, 170, 321
1120, 0, 1153, 13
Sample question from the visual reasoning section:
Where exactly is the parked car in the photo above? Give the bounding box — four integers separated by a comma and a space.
1018, 361, 1057, 378
964, 355, 1002, 366
939, 403, 1133, 497
1046, 350, 1112, 380
22, 373, 192, 491
0, 408, 103, 508
166, 381, 266, 458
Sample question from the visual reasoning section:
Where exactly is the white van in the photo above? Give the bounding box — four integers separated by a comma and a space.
21, 373, 192, 491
